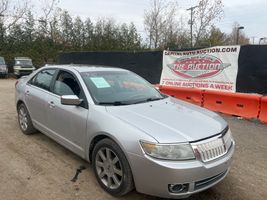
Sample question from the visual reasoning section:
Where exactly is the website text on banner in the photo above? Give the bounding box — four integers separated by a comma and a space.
160, 46, 240, 92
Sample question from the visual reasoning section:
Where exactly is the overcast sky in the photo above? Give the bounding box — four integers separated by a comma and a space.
52, 0, 267, 44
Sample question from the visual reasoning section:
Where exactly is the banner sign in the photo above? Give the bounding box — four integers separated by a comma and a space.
160, 46, 240, 92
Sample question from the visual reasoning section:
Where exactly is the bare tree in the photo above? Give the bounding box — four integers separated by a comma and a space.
193, 0, 224, 47
0, 0, 8, 16
37, 0, 59, 40
224, 22, 249, 45
144, 0, 178, 49
173, 16, 191, 49
0, 0, 29, 29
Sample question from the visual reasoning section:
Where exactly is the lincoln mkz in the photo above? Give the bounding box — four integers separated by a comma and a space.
15, 65, 235, 198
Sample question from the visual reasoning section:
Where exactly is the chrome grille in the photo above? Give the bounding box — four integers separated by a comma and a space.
191, 129, 233, 162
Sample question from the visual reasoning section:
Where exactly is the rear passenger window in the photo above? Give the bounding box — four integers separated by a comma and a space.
31, 69, 56, 91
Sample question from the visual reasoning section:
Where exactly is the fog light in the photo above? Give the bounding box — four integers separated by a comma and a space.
168, 183, 189, 193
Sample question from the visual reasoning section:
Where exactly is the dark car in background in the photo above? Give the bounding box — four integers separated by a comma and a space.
13, 57, 35, 78
0, 57, 8, 78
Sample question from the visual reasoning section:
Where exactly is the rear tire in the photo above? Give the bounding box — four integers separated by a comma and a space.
92, 138, 134, 197
17, 103, 36, 135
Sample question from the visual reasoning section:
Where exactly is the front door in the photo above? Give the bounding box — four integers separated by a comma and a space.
46, 70, 88, 157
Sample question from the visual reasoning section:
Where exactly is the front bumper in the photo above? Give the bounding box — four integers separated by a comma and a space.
0, 69, 8, 75
0, 72, 8, 75
128, 142, 235, 199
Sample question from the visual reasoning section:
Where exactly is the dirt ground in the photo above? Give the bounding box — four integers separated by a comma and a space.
0, 78, 266, 200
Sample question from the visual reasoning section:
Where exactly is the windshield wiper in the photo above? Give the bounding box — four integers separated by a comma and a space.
146, 97, 165, 102
133, 97, 165, 104
98, 97, 165, 106
98, 101, 129, 106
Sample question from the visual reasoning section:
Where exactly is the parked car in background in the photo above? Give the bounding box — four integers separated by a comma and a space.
0, 57, 8, 78
13, 57, 35, 78
15, 65, 235, 199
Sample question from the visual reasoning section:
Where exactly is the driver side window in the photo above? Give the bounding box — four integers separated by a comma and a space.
52, 70, 88, 109
53, 71, 81, 98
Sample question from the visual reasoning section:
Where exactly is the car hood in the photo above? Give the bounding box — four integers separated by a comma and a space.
106, 97, 227, 143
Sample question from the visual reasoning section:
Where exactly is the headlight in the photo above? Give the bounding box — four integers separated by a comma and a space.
140, 141, 195, 160
223, 129, 233, 150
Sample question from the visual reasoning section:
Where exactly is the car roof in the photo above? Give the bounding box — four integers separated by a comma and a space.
44, 64, 129, 73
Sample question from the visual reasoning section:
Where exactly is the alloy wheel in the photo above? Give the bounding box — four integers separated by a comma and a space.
19, 106, 28, 131
95, 147, 123, 189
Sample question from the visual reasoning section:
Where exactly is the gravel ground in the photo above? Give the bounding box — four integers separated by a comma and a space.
0, 78, 266, 200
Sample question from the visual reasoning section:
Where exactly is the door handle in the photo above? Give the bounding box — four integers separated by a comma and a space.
48, 101, 55, 108
25, 90, 30, 96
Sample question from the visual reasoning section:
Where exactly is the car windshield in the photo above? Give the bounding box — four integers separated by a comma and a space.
0, 57, 5, 65
81, 70, 166, 105
15, 59, 32, 66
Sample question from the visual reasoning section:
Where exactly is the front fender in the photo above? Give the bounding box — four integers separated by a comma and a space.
85, 106, 157, 163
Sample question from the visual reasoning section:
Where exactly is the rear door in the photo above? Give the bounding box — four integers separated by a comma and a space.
25, 69, 56, 130
45, 70, 88, 157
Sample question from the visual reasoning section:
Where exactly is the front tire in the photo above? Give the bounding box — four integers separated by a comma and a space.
92, 138, 134, 197
17, 103, 36, 135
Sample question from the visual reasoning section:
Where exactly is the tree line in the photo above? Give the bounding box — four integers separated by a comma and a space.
144, 0, 249, 49
0, 9, 143, 66
0, 0, 249, 67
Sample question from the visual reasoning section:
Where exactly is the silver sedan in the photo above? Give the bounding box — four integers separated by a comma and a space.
15, 65, 235, 198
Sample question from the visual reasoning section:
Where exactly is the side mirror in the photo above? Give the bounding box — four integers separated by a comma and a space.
61, 95, 82, 106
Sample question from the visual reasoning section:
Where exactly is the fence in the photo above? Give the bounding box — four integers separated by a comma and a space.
159, 86, 266, 124
58, 45, 267, 94
58, 51, 162, 84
